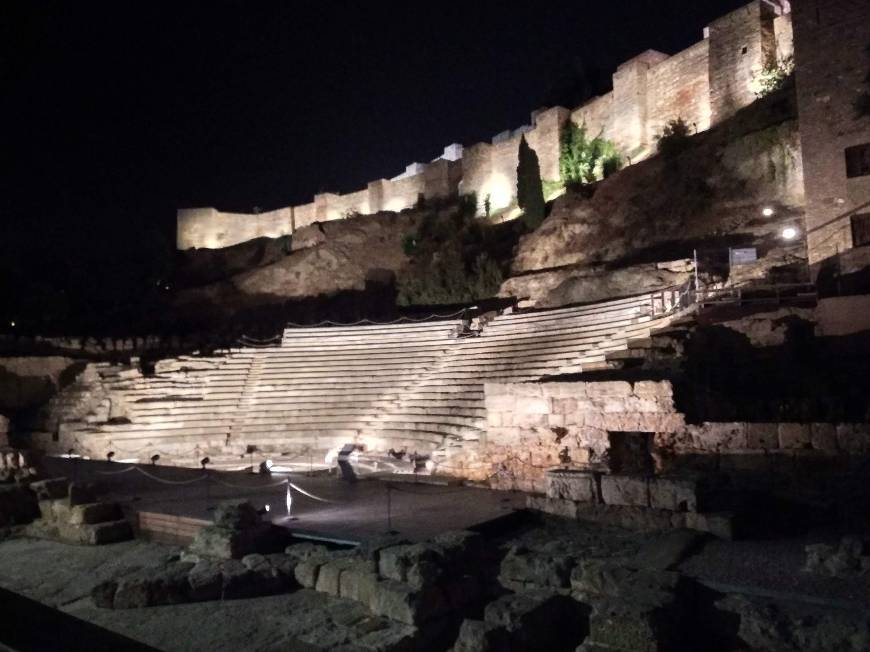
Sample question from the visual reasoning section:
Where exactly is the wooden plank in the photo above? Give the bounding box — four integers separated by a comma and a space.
136, 511, 209, 545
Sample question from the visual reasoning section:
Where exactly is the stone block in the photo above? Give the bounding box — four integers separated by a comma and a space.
294, 555, 327, 589
113, 562, 193, 608
588, 599, 676, 652
368, 580, 447, 626
30, 477, 69, 500
338, 562, 380, 605
315, 557, 356, 596
551, 398, 577, 415
586, 381, 632, 398
213, 499, 260, 530
685, 512, 734, 540
284, 542, 329, 560
514, 397, 551, 415
91, 580, 117, 609
483, 590, 587, 649
219, 559, 256, 599
810, 423, 838, 451
38, 499, 57, 523
693, 423, 748, 450
188, 559, 222, 601
633, 381, 672, 399
546, 413, 566, 428
648, 477, 698, 512
377, 543, 445, 589
545, 470, 597, 502
499, 546, 573, 590
778, 423, 810, 449
452, 619, 510, 652
69, 502, 122, 525
571, 560, 681, 604
600, 475, 649, 507
836, 424, 868, 453
747, 423, 778, 449
512, 413, 548, 428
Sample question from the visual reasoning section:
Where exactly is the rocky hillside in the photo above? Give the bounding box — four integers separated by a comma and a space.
173, 86, 807, 315
506, 87, 807, 306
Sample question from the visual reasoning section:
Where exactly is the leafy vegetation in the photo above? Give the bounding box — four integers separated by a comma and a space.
656, 118, 693, 159
541, 179, 565, 197
517, 135, 546, 230
559, 123, 622, 185
396, 203, 509, 306
755, 55, 794, 98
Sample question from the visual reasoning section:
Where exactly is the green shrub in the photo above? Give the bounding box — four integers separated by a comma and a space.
755, 55, 794, 98
656, 118, 693, 158
396, 207, 504, 306
559, 123, 623, 185
517, 135, 546, 230
541, 179, 565, 200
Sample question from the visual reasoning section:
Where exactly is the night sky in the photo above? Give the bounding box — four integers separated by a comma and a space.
2, 1, 748, 327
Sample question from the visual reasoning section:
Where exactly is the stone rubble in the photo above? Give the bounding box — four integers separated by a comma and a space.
26, 477, 132, 545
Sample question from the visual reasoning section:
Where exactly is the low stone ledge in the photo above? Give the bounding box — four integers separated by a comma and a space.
527, 495, 735, 539
600, 474, 650, 508
545, 469, 597, 502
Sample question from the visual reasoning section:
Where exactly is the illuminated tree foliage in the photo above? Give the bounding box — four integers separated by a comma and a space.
559, 123, 622, 185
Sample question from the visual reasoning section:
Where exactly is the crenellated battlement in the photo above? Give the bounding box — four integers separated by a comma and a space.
177, 1, 793, 251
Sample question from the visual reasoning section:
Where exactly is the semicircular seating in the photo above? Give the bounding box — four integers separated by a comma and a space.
58, 290, 686, 469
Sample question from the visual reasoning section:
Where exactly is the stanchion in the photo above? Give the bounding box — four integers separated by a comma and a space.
385, 483, 398, 535
201, 457, 214, 511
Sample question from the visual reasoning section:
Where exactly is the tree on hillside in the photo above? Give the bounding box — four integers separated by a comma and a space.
559, 123, 622, 185
517, 135, 546, 230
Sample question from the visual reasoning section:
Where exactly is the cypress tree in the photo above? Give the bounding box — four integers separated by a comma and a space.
517, 135, 546, 229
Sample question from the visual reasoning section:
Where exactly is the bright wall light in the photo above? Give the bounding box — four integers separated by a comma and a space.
479, 173, 513, 215
781, 226, 798, 240
762, 207, 775, 217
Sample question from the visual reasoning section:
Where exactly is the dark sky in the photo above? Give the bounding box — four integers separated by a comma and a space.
2, 1, 748, 298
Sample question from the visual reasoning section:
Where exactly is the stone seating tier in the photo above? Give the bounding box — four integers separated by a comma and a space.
53, 291, 682, 468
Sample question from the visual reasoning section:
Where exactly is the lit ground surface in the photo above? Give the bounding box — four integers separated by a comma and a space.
1, 518, 869, 650
42, 457, 525, 543
0, 538, 413, 652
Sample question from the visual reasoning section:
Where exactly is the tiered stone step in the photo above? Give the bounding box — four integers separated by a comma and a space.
57, 290, 686, 468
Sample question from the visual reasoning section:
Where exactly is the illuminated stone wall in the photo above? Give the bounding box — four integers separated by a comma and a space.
455, 380, 870, 493
177, 1, 794, 249
793, 0, 870, 267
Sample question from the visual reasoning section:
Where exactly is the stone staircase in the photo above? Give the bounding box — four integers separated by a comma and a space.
39, 289, 694, 470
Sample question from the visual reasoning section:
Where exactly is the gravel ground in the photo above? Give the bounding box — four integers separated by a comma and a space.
0, 537, 414, 652
678, 535, 870, 607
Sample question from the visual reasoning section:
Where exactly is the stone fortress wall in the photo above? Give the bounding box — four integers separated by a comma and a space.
177, 1, 794, 250
792, 0, 870, 268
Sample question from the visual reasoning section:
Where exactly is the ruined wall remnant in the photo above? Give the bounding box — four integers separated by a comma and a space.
793, 0, 870, 268
177, 1, 794, 250
454, 379, 870, 494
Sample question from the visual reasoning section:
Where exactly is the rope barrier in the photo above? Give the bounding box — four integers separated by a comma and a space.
287, 481, 336, 503
134, 468, 209, 485
95, 461, 337, 502
210, 476, 290, 490
96, 466, 138, 475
